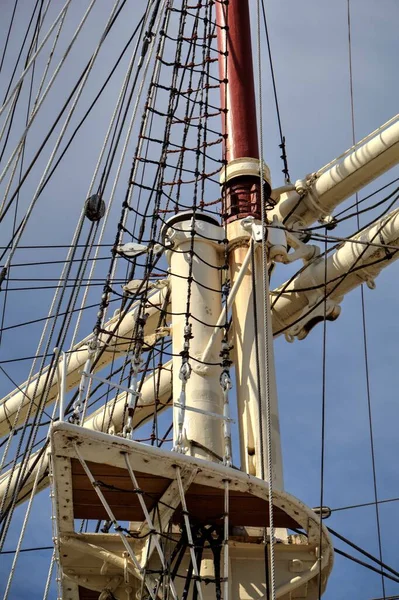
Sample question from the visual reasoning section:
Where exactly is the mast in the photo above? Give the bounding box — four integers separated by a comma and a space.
216, 1, 259, 162
216, 0, 283, 485
4, 2, 399, 597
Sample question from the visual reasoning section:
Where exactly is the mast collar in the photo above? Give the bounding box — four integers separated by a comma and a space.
220, 157, 271, 187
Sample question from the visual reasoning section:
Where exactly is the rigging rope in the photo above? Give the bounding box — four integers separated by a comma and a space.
347, 3, 386, 595
0, 0, 20, 75
0, 0, 45, 347
256, 1, 276, 598
318, 231, 328, 599
0, 0, 123, 279
260, 0, 290, 183
0, 0, 129, 225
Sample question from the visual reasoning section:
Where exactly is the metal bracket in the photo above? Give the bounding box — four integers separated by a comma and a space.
123, 278, 168, 295
116, 241, 164, 258
285, 231, 319, 264
284, 298, 341, 343
240, 216, 265, 243
173, 402, 235, 423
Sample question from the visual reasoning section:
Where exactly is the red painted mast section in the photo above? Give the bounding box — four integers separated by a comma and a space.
216, 0, 269, 222
216, 0, 259, 161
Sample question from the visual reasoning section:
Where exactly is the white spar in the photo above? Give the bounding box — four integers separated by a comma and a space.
0, 360, 172, 508
271, 114, 399, 228
0, 285, 169, 437
3, 204, 399, 443
3, 207, 399, 508
271, 206, 399, 340
4, 111, 399, 438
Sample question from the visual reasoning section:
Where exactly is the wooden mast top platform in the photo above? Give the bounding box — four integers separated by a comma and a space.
50, 422, 333, 600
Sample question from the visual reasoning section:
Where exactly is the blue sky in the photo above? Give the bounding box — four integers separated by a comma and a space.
0, 0, 399, 598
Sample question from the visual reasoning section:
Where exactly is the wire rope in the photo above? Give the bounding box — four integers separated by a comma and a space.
0, 0, 73, 119
0, 0, 132, 234
256, 2, 276, 598
0, 0, 123, 276
0, 3, 43, 347
347, 4, 385, 595
0, 0, 20, 75
0, 0, 230, 591
318, 231, 327, 599
331, 496, 399, 512
0, 0, 42, 156
63, 1, 156, 362
260, 0, 290, 183
0, 0, 100, 216
73, 0, 166, 345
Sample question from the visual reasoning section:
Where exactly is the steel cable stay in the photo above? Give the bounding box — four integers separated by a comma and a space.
0, 0, 42, 161
0, 243, 114, 250
330, 496, 399, 512
0, 0, 20, 75
0, 545, 53, 555
0, 0, 47, 347
0, 1, 160, 512
0, 221, 99, 552
0, 0, 44, 165
317, 231, 328, 600
330, 548, 399, 585
0, 0, 81, 179
290, 525, 399, 584
334, 176, 399, 217
0, 0, 134, 230
260, 0, 290, 184
327, 525, 399, 579
0, 297, 117, 334
0, 0, 159, 372
0, 0, 73, 115
0, 0, 125, 279
347, 1, 385, 595
78, 0, 169, 346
